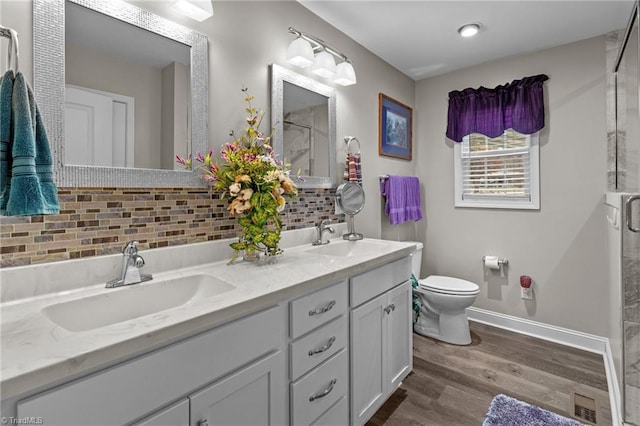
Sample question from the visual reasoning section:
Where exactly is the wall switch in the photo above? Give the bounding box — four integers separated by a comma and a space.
521, 287, 533, 300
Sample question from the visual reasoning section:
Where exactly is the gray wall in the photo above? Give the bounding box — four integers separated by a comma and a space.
415, 36, 609, 336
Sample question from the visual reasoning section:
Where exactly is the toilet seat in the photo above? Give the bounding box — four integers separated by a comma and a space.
419, 275, 479, 296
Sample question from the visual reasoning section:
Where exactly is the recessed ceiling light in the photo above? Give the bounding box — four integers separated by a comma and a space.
458, 24, 480, 38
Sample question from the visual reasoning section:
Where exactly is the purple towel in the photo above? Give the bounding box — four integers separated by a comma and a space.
380, 175, 423, 225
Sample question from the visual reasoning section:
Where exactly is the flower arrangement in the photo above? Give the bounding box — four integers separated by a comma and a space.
177, 88, 297, 262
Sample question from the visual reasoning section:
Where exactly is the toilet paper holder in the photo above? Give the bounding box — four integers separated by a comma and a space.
482, 256, 508, 266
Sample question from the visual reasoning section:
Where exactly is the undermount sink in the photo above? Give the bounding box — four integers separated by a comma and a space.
41, 274, 235, 332
307, 240, 387, 257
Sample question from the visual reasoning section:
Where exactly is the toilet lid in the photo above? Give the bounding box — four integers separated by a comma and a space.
419, 275, 479, 294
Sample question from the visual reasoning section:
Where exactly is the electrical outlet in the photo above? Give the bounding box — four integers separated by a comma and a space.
521, 287, 533, 300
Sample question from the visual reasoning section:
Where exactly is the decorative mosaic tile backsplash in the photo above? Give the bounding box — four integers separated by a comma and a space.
0, 187, 343, 268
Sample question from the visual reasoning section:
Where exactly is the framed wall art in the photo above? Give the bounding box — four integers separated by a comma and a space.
378, 93, 413, 160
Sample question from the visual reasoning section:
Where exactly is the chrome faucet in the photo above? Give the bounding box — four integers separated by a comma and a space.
106, 241, 153, 288
312, 219, 335, 246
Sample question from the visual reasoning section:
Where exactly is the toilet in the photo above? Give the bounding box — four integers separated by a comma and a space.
410, 242, 479, 345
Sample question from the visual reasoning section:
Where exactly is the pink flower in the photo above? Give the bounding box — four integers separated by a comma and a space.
175, 154, 192, 169
204, 150, 213, 166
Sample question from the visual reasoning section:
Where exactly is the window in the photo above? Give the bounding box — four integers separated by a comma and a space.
454, 129, 539, 209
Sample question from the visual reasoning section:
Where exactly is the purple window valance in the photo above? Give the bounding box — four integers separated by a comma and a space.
446, 74, 549, 143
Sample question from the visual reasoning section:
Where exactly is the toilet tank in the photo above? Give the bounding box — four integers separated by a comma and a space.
408, 242, 423, 278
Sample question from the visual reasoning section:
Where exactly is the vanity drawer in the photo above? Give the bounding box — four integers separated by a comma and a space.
291, 349, 348, 426
290, 280, 348, 339
290, 315, 347, 381
350, 256, 410, 307
311, 395, 348, 426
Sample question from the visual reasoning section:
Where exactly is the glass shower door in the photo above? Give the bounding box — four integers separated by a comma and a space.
623, 194, 640, 425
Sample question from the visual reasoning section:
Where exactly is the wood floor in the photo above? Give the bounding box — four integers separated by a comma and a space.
367, 322, 611, 426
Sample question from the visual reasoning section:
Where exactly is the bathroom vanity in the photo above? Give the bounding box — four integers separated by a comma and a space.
0, 231, 414, 426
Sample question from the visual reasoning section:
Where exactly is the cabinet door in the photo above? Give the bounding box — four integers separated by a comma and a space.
189, 350, 285, 426
386, 281, 413, 391
133, 399, 189, 426
350, 293, 386, 426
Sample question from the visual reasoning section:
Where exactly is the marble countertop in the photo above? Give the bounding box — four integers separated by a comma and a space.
0, 236, 415, 400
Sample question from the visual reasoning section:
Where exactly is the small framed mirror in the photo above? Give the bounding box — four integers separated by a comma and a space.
270, 64, 336, 188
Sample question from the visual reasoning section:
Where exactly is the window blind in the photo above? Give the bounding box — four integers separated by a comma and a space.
461, 130, 531, 201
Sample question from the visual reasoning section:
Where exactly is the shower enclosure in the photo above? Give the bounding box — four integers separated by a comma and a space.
612, 1, 640, 424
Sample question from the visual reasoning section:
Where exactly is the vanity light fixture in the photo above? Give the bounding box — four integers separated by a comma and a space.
286, 27, 357, 86
458, 23, 480, 38
171, 0, 213, 22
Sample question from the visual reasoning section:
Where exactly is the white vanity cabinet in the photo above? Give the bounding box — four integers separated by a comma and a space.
4, 245, 415, 426
16, 305, 286, 426
349, 257, 412, 426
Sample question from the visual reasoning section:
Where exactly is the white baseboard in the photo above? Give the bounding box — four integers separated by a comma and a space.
467, 307, 606, 353
466, 307, 622, 425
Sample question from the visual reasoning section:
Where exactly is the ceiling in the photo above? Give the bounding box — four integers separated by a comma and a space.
297, 1, 635, 80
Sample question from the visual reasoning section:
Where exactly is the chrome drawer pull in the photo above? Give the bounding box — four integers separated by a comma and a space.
308, 336, 336, 356
309, 378, 337, 402
309, 300, 336, 316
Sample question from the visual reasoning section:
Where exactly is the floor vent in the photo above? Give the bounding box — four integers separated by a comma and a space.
570, 392, 599, 425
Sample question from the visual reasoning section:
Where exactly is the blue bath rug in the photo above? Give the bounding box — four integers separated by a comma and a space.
482, 394, 585, 426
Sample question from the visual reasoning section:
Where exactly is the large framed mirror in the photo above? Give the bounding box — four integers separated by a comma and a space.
33, 0, 208, 187
271, 64, 337, 188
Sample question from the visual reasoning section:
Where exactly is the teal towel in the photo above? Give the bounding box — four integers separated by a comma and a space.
0, 70, 15, 214
5, 72, 59, 216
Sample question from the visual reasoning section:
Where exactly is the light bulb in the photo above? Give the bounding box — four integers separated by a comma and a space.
334, 61, 357, 86
312, 50, 336, 79
286, 37, 314, 68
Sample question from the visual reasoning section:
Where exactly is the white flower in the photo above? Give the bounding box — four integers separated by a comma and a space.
239, 188, 253, 201
265, 170, 280, 183
229, 182, 241, 196
259, 155, 277, 165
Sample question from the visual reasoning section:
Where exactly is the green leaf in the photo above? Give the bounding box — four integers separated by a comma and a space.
230, 241, 247, 251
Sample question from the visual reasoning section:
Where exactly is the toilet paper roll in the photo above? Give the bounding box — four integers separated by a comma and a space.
484, 256, 501, 270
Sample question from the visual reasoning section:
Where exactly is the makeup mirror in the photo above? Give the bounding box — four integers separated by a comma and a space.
33, 0, 208, 187
271, 64, 336, 188
335, 182, 365, 240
